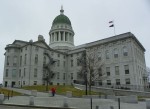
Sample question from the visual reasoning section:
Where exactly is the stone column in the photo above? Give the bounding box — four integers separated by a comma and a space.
49, 34, 51, 44
59, 31, 61, 41
67, 32, 69, 41
54, 32, 56, 42
63, 31, 65, 41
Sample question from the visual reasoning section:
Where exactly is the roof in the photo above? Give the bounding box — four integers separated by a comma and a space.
70, 32, 145, 52
52, 14, 71, 26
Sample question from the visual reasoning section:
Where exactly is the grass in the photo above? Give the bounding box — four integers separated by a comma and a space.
23, 85, 101, 97
0, 88, 21, 96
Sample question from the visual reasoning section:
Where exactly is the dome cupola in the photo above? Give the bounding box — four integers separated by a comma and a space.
49, 6, 75, 51
52, 12, 71, 26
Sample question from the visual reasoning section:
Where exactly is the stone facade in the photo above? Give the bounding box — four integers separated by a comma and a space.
3, 8, 148, 91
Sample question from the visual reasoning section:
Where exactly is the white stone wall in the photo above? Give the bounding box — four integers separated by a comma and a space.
3, 33, 147, 90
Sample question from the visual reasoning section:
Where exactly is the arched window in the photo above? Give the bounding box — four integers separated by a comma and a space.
97, 52, 101, 61
13, 56, 17, 66
20, 56, 22, 66
24, 54, 27, 65
105, 50, 109, 59
114, 48, 118, 58
123, 46, 128, 56
35, 54, 38, 64
34, 68, 37, 77
7, 56, 10, 65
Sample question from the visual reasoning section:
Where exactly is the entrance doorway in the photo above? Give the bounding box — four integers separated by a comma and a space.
4, 81, 7, 87
11, 81, 15, 87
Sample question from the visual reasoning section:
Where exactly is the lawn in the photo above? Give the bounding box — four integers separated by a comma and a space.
0, 88, 21, 96
23, 85, 100, 97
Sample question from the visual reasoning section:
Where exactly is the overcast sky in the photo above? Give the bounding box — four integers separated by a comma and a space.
0, 0, 150, 83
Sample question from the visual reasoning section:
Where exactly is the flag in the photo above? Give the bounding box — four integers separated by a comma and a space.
109, 24, 114, 27
109, 21, 113, 23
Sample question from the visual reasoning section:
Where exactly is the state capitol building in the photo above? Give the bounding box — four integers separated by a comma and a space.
3, 7, 149, 91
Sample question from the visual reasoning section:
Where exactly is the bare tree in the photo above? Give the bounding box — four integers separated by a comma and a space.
78, 48, 107, 95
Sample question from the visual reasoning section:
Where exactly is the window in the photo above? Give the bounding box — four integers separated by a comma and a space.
98, 52, 101, 61
98, 68, 102, 76
25, 47, 27, 50
116, 79, 120, 85
123, 46, 128, 56
13, 56, 17, 66
19, 69, 21, 77
106, 67, 110, 76
71, 60, 73, 67
20, 56, 22, 66
24, 54, 27, 65
23, 81, 25, 85
57, 72, 60, 79
107, 80, 111, 85
125, 78, 130, 84
105, 51, 109, 59
99, 80, 102, 86
114, 48, 118, 58
35, 54, 38, 64
71, 73, 73, 79
115, 66, 119, 75
124, 65, 129, 74
5, 69, 8, 77
77, 59, 80, 66
7, 56, 9, 65
34, 81, 37, 85
64, 61, 65, 67
24, 68, 26, 77
63, 73, 66, 80
12, 69, 16, 77
57, 60, 60, 67
34, 68, 37, 77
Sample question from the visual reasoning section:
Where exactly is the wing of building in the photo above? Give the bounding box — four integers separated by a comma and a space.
3, 7, 149, 91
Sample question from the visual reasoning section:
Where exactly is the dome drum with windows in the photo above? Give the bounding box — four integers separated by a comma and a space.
49, 6, 74, 50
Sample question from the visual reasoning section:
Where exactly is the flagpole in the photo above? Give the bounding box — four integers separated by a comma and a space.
112, 20, 116, 35
109, 20, 116, 36
113, 21, 116, 35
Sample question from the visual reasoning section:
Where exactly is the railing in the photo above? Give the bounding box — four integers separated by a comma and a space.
73, 80, 150, 91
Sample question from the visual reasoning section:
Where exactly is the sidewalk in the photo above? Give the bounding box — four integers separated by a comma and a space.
4, 87, 62, 97
2, 87, 147, 109
3, 95, 147, 109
